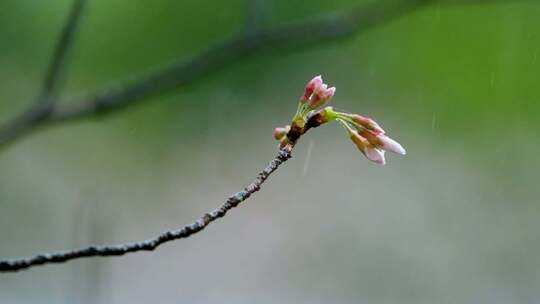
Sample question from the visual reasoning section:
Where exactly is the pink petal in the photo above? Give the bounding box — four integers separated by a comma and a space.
303, 75, 323, 100
315, 83, 328, 97
325, 87, 336, 99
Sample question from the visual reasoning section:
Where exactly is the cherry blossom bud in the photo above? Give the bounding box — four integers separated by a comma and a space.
321, 86, 336, 100
349, 130, 368, 150
350, 132, 386, 165
273, 125, 290, 141
278, 75, 406, 164
377, 135, 406, 155
344, 122, 386, 165
308, 84, 336, 109
359, 129, 406, 155
301, 75, 323, 102
365, 147, 386, 165
309, 83, 327, 106
349, 114, 385, 134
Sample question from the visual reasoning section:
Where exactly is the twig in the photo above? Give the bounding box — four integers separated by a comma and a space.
46, 0, 427, 121
0, 0, 87, 147
40, 0, 87, 101
0, 0, 428, 150
0, 149, 292, 272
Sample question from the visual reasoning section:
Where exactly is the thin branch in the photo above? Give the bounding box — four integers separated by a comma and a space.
40, 0, 87, 101
0, 149, 292, 272
0, 0, 534, 149
0, 0, 429, 150
0, 0, 87, 147
47, 0, 427, 121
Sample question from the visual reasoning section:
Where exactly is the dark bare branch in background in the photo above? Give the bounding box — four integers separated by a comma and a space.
0, 0, 533, 148
0, 149, 291, 272
40, 0, 87, 101
0, 0, 429, 150
0, 0, 87, 148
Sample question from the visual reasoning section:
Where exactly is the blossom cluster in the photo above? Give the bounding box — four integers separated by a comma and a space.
273, 75, 406, 165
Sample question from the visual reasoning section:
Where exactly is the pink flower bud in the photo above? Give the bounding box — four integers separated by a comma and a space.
308, 84, 336, 109
359, 129, 406, 155
349, 131, 368, 151
324, 87, 336, 99
358, 128, 381, 146
365, 147, 386, 165
273, 125, 290, 141
349, 131, 386, 165
378, 135, 406, 155
350, 115, 385, 134
301, 75, 323, 102
316, 83, 328, 93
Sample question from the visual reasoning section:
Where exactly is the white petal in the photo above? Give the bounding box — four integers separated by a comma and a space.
379, 136, 406, 155
366, 148, 386, 165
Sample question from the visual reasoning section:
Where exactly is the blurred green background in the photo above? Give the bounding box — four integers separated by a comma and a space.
1, 0, 539, 303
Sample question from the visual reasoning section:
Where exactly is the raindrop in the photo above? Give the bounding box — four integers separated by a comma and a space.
302, 140, 315, 177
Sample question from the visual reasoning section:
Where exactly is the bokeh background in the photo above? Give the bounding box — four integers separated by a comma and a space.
1, 0, 539, 303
